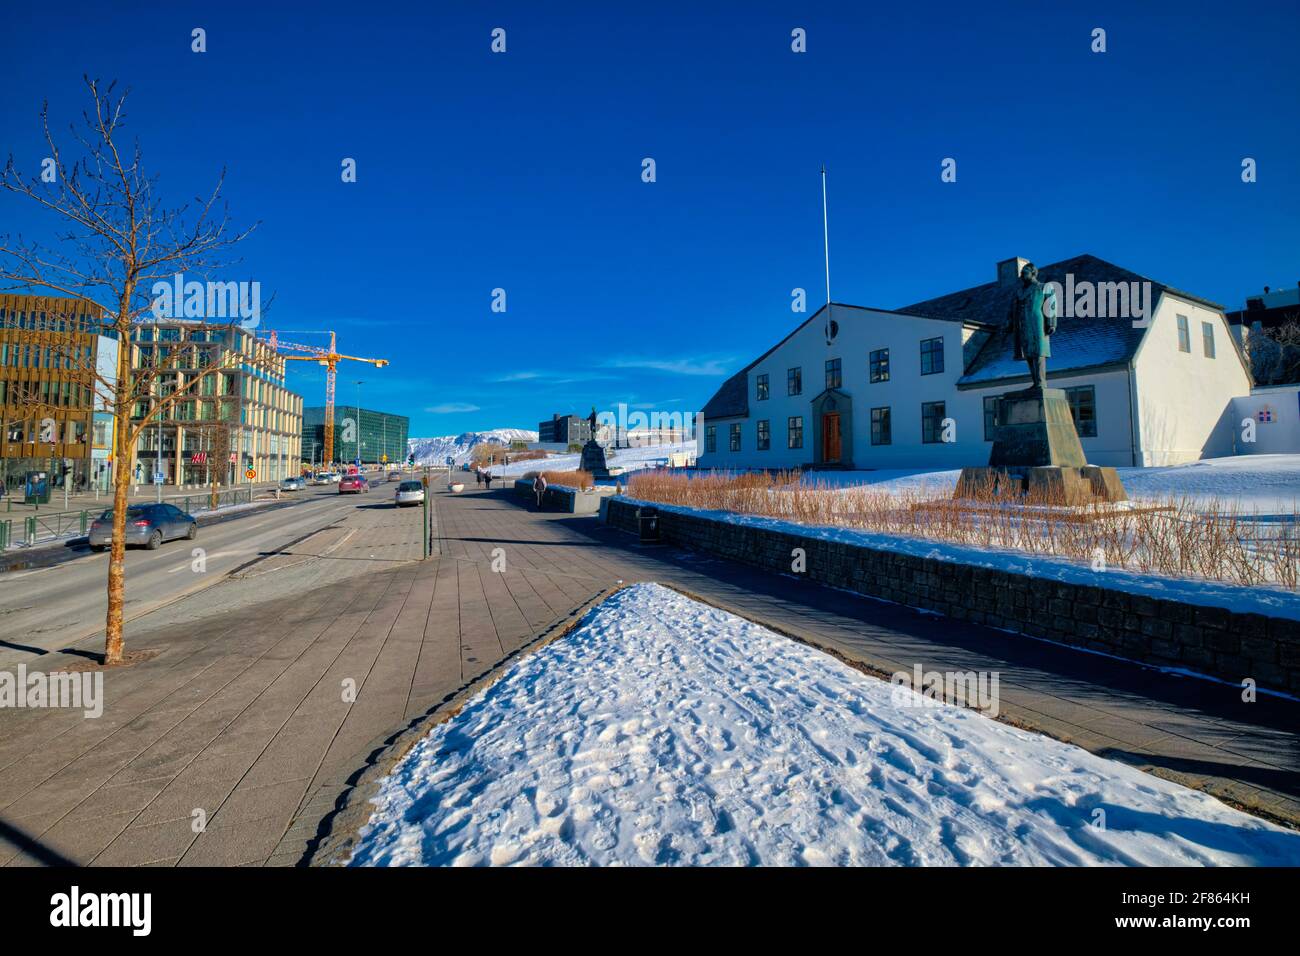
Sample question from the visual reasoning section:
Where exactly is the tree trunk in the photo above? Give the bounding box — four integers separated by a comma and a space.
104, 403, 131, 664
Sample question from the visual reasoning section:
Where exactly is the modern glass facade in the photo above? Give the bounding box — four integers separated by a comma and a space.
302, 406, 409, 467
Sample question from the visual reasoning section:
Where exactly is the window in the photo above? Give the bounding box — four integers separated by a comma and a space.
1202, 321, 1216, 358
705, 425, 716, 454
1064, 385, 1097, 438
921, 401, 946, 444
728, 423, 741, 452
756, 419, 770, 450
787, 367, 802, 396
870, 407, 891, 446
788, 416, 804, 449
1177, 314, 1190, 352
825, 358, 841, 390
920, 337, 944, 375
870, 348, 890, 383
983, 396, 1000, 441
756, 373, 769, 401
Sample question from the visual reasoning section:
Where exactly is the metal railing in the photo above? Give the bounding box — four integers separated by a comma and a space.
4, 488, 254, 548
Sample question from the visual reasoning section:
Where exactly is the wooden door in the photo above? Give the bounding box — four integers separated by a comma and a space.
823, 412, 841, 463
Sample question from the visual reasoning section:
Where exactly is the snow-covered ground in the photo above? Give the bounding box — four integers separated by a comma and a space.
778, 454, 1300, 515
487, 440, 695, 480
348, 584, 1300, 867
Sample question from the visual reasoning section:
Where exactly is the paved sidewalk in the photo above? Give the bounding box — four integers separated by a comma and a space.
1, 482, 1295, 869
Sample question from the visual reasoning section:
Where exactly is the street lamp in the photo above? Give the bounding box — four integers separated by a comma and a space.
354, 380, 364, 468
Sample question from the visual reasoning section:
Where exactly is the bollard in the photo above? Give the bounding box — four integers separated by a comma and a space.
80, 510, 89, 535
421, 493, 429, 558
25, 515, 36, 546
0, 519, 8, 549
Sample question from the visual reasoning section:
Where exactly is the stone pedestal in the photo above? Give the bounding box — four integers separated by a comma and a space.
989, 387, 1085, 469
579, 439, 610, 478
955, 386, 1128, 504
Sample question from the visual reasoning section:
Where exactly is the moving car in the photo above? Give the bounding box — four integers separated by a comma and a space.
280, 476, 306, 491
387, 470, 402, 482
88, 503, 198, 551
394, 480, 425, 507
338, 474, 369, 494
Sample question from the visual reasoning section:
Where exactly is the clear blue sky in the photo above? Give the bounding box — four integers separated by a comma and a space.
2, 0, 1296, 437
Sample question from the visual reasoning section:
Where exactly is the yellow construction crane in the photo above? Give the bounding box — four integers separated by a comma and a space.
266, 330, 389, 468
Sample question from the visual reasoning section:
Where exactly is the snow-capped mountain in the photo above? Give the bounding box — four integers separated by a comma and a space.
407, 429, 539, 466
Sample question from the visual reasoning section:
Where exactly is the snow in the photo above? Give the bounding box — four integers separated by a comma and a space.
619, 495, 1300, 621
348, 583, 1300, 867
772, 454, 1300, 515
408, 429, 538, 466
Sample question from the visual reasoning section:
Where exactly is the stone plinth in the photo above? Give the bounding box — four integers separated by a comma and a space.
989, 387, 1086, 469
955, 386, 1128, 504
580, 439, 610, 478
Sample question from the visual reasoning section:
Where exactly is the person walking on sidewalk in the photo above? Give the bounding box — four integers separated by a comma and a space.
475, 467, 483, 487
483, 471, 494, 490
533, 473, 548, 510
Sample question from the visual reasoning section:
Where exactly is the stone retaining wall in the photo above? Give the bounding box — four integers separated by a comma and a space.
605, 497, 1300, 693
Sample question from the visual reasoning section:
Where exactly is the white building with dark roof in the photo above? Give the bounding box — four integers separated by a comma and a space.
699, 254, 1253, 470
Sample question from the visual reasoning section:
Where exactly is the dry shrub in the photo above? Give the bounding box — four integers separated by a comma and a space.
537, 469, 594, 489
625, 471, 1300, 590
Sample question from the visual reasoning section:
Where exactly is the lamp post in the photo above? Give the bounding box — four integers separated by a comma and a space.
354, 380, 364, 468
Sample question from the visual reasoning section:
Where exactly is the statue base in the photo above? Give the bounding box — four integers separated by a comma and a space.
988, 387, 1086, 469
955, 465, 1128, 505
579, 439, 611, 479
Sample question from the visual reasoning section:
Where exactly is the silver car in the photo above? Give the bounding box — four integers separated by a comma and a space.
88, 503, 197, 551
394, 480, 426, 507
280, 476, 306, 491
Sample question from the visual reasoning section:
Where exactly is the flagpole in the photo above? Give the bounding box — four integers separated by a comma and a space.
821, 164, 831, 307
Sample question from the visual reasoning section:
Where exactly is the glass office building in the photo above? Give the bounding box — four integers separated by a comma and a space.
302, 406, 409, 467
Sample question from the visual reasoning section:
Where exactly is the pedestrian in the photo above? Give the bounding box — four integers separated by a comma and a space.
483, 471, 494, 490
0, 476, 6, 500
533, 472, 548, 509
475, 467, 483, 487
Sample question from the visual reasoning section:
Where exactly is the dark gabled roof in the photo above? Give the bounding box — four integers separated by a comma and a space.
896, 254, 1222, 388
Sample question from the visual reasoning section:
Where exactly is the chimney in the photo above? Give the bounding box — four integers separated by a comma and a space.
997, 257, 1030, 285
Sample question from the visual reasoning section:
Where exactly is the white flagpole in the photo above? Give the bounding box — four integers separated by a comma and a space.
821, 164, 831, 308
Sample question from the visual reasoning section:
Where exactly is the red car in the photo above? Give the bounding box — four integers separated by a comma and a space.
338, 474, 369, 494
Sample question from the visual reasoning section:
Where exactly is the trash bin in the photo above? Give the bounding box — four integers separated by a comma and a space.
636, 507, 661, 544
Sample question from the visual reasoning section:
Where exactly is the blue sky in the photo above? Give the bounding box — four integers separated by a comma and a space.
2, 0, 1296, 437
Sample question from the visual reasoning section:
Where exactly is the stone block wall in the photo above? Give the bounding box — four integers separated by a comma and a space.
605, 498, 1299, 692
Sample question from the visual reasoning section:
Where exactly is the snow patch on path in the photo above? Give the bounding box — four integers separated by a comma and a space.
348, 584, 1300, 867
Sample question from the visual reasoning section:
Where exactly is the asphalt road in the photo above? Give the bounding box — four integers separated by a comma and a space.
0, 479, 414, 666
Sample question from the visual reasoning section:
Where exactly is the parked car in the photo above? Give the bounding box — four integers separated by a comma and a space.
394, 480, 425, 507
280, 476, 306, 491
338, 474, 369, 494
88, 503, 197, 551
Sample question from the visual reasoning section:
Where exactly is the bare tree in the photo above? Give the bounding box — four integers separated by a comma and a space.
1246, 315, 1300, 385
0, 78, 260, 664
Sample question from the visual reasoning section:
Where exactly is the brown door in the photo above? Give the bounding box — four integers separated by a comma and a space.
822, 412, 841, 463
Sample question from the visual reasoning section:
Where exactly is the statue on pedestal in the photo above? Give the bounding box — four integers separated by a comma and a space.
1007, 261, 1058, 391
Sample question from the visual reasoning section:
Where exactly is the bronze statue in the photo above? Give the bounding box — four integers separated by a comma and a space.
1007, 262, 1058, 390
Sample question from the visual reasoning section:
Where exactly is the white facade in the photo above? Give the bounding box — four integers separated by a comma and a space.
701, 292, 1253, 471
1231, 385, 1300, 455
1131, 294, 1252, 465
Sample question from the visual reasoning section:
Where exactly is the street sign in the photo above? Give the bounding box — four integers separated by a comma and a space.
354, 458, 361, 467
245, 469, 256, 480
445, 456, 453, 466
153, 473, 164, 485
381, 454, 388, 463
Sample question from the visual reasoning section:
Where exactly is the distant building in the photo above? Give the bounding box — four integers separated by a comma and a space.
303, 406, 408, 466
539, 413, 592, 445
130, 321, 303, 485
0, 294, 113, 492
699, 254, 1253, 470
